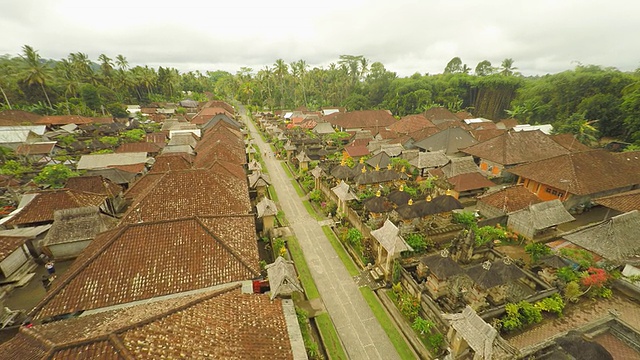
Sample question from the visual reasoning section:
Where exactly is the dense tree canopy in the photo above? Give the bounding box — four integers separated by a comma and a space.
1, 46, 640, 145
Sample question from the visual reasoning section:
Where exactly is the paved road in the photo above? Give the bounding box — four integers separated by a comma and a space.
240, 106, 401, 360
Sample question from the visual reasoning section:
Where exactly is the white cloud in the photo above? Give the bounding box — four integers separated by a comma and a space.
1, 0, 639, 76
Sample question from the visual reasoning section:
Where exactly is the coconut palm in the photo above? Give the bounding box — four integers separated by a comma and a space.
500, 58, 518, 76
19, 45, 53, 108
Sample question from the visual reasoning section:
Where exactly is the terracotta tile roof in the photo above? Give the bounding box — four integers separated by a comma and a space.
509, 149, 640, 196
595, 189, 640, 212
0, 109, 42, 125
108, 163, 147, 174
461, 130, 569, 166
414, 127, 478, 155
447, 172, 495, 192
388, 114, 435, 134
4, 189, 106, 226
496, 118, 518, 129
35, 115, 92, 125
30, 217, 260, 320
0, 236, 26, 261
149, 152, 194, 173
120, 169, 251, 224
455, 111, 474, 120
345, 144, 370, 157
0, 174, 20, 187
87, 117, 114, 124
191, 107, 234, 125
194, 126, 246, 167
122, 173, 164, 201
409, 127, 440, 142
202, 100, 235, 114
64, 175, 123, 198
468, 121, 497, 130
477, 185, 542, 214
423, 107, 459, 122
470, 128, 507, 142
209, 160, 247, 180
435, 119, 471, 131
376, 128, 398, 140
327, 110, 396, 131
5, 287, 294, 360
115, 141, 162, 153
550, 133, 592, 152
144, 131, 168, 144
15, 142, 56, 155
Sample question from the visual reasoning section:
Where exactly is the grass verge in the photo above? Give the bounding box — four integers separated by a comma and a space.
315, 313, 349, 360
302, 200, 321, 220
286, 236, 320, 300
360, 287, 416, 360
291, 180, 306, 197
268, 186, 279, 202
321, 226, 359, 276
281, 162, 294, 178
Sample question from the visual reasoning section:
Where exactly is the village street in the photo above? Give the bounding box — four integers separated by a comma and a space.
240, 106, 401, 360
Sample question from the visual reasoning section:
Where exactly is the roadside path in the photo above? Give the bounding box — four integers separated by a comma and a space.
241, 107, 400, 360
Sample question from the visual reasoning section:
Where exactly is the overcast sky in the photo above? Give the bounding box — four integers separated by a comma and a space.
1, 0, 639, 77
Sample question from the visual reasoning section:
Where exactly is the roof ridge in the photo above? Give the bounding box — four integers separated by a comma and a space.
112, 284, 241, 336
195, 217, 259, 276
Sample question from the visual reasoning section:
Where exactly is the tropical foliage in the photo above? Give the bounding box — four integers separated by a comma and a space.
3, 47, 640, 145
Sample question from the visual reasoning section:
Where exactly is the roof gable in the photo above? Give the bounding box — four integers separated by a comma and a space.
120, 169, 251, 224
31, 217, 260, 320
461, 130, 569, 166
563, 210, 640, 263
478, 185, 542, 214
508, 149, 640, 196
414, 127, 478, 155
5, 286, 295, 360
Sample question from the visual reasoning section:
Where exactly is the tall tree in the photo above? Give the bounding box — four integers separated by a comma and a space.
444, 57, 463, 74
500, 58, 518, 76
19, 45, 53, 108
475, 60, 494, 76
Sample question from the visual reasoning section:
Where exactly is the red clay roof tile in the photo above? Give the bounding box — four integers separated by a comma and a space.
30, 217, 260, 320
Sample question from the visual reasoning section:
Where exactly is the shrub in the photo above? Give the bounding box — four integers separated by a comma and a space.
452, 211, 476, 228
399, 292, 421, 320
525, 242, 551, 263
412, 317, 434, 335
120, 129, 146, 143
475, 225, 507, 246
309, 189, 322, 203
556, 266, 580, 283
581, 267, 609, 288
560, 248, 595, 269
99, 136, 120, 147
405, 233, 430, 253
33, 164, 79, 188
534, 294, 565, 317
564, 281, 582, 302
345, 228, 363, 248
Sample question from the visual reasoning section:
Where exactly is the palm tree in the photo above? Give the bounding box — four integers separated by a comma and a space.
115, 55, 129, 71
500, 58, 518, 76
273, 59, 288, 108
19, 45, 53, 108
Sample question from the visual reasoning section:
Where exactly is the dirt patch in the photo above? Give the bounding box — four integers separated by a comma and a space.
495, 245, 531, 264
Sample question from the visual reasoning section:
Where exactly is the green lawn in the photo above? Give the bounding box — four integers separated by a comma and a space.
281, 162, 294, 178
321, 226, 359, 276
291, 180, 306, 197
286, 236, 320, 300
360, 287, 416, 360
315, 313, 349, 360
268, 186, 279, 202
302, 200, 322, 220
